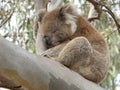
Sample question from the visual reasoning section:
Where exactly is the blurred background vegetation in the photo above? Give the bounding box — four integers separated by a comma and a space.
0, 0, 120, 90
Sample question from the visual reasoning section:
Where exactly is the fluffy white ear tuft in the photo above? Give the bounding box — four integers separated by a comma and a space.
59, 4, 79, 34
65, 16, 77, 34
59, 3, 79, 17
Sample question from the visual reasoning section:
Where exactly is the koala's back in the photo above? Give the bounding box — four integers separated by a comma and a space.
72, 16, 108, 55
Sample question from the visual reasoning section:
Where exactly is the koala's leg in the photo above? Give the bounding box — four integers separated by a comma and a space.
74, 49, 109, 83
56, 37, 93, 67
56, 37, 109, 83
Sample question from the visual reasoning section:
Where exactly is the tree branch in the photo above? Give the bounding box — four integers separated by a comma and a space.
47, 0, 63, 11
35, 0, 50, 11
87, 0, 102, 21
0, 10, 14, 28
102, 5, 120, 33
0, 37, 105, 90
86, 0, 120, 33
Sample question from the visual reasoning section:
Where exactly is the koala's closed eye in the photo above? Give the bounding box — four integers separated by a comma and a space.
51, 30, 57, 33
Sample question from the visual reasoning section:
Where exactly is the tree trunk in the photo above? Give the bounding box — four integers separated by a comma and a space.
34, 0, 63, 54
0, 37, 105, 90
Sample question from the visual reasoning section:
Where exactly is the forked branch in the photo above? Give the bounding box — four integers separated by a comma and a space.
87, 0, 120, 33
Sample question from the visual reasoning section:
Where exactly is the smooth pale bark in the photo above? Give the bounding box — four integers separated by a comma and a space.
0, 37, 105, 90
35, 0, 49, 11
47, 0, 63, 11
88, 5, 95, 18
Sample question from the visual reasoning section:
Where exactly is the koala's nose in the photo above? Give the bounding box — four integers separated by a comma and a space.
44, 36, 51, 45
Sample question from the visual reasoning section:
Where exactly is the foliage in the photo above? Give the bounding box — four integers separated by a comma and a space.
0, 0, 35, 53
0, 0, 120, 90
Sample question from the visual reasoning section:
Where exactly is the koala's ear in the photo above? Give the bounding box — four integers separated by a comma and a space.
37, 9, 47, 22
59, 4, 79, 19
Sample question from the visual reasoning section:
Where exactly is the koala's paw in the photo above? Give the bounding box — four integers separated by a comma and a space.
44, 54, 51, 58
41, 53, 51, 58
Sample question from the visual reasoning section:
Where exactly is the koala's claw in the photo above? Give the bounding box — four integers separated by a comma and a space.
43, 54, 51, 58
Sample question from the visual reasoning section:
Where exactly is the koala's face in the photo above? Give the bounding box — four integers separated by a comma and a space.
38, 4, 79, 48
41, 9, 73, 48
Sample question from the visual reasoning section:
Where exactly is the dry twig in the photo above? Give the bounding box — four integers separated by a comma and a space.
0, 10, 14, 28
86, 0, 120, 33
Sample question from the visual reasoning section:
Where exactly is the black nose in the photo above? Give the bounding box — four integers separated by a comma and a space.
44, 36, 51, 45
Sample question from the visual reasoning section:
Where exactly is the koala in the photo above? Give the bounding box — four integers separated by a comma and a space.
34, 4, 110, 83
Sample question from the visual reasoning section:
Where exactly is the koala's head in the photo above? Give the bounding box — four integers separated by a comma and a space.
37, 4, 79, 48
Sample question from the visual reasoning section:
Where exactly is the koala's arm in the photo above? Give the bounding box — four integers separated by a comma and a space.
41, 41, 69, 58
55, 37, 109, 83
56, 37, 92, 67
